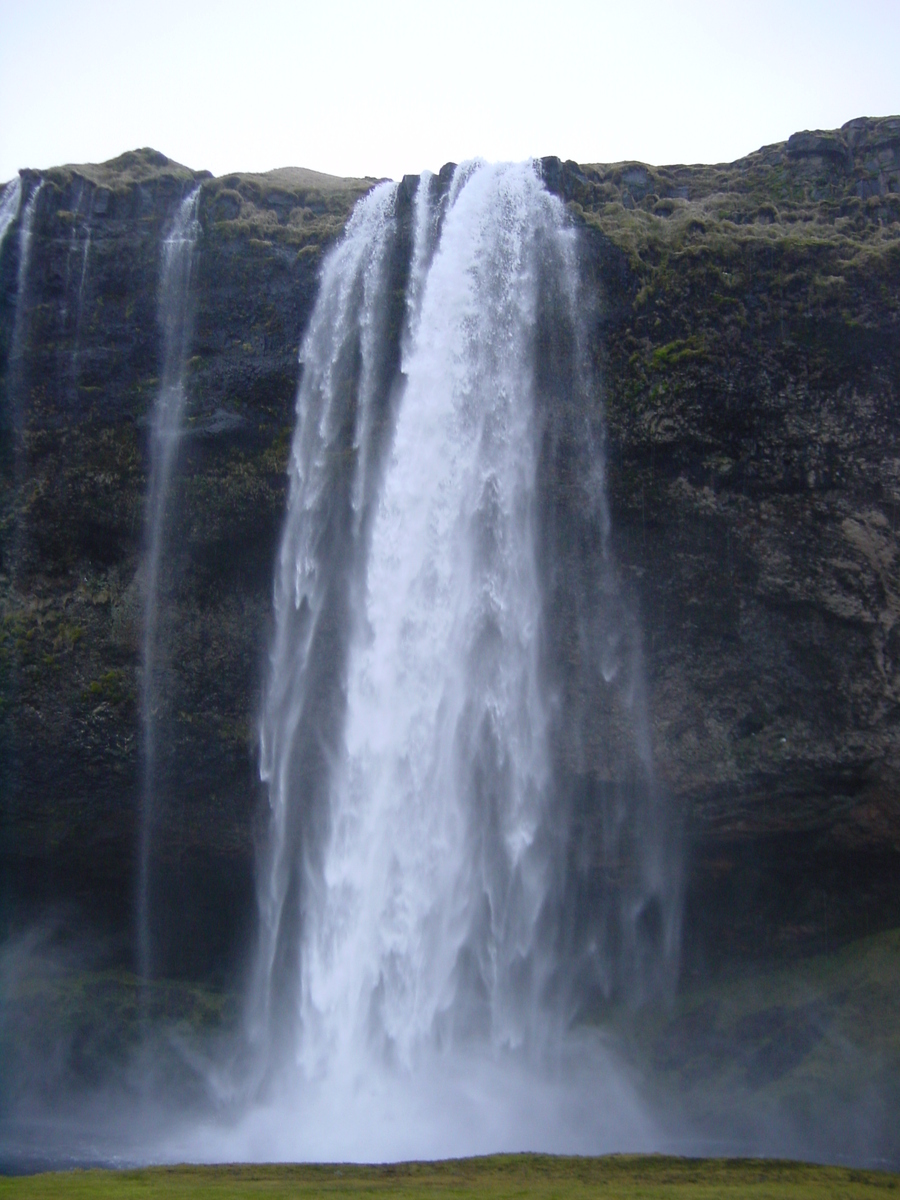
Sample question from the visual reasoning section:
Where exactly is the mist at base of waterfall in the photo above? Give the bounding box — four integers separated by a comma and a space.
161, 1037, 656, 1164
252, 160, 681, 1120
0, 926, 654, 1165
1, 1031, 895, 1172
0, 926, 654, 1164
2, 918, 898, 1172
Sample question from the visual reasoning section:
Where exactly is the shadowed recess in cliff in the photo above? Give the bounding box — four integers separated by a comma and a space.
137, 186, 202, 987
246, 160, 681, 1157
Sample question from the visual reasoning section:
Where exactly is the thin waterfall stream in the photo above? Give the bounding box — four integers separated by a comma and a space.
9, 182, 43, 371
137, 186, 201, 986
6, 179, 45, 572
0, 177, 22, 251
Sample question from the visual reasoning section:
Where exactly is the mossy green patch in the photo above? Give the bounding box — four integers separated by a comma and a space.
200, 166, 373, 249
49, 148, 198, 190
0, 965, 236, 1086
622, 927, 900, 1126
81, 669, 127, 705
650, 337, 709, 370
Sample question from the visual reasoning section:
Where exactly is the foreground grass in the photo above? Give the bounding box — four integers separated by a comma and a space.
1, 1156, 899, 1199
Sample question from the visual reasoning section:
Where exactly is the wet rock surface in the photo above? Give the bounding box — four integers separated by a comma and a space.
1, 124, 899, 986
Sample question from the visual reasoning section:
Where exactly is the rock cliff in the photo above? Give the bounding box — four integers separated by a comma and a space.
547, 116, 900, 973
1, 120, 898, 988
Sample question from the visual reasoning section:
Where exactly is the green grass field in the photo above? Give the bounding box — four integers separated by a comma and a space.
1, 1156, 898, 1199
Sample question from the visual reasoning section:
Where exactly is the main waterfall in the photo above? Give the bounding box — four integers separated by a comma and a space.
240, 161, 678, 1160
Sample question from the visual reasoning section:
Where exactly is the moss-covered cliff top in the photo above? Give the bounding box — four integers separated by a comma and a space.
237, 164, 377, 192
33, 146, 374, 194
13, 116, 899, 258
583, 115, 900, 197
17, 147, 377, 247
48, 147, 200, 188
560, 116, 900, 277
202, 164, 374, 244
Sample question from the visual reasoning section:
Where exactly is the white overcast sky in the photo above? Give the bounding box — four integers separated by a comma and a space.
1, 0, 898, 183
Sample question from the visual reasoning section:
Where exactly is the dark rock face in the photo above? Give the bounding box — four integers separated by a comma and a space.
1, 122, 899, 988
0, 151, 373, 979
542, 116, 900, 973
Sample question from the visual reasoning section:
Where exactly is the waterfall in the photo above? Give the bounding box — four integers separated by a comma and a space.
137, 186, 202, 984
252, 180, 406, 1049
59, 183, 92, 393
69, 224, 91, 395
0, 177, 22, 251
300, 162, 563, 1071
0, 177, 43, 875
67, 182, 92, 341
10, 183, 42, 347
6, 181, 44, 463
241, 160, 677, 1158
77, 226, 91, 326
402, 169, 441, 344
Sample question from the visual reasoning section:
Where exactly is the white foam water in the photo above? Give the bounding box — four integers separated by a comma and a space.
252, 181, 403, 1056
162, 1031, 656, 1163
300, 162, 566, 1072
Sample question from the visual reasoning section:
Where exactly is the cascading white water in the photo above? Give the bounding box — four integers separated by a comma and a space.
13, 184, 42, 317
0, 177, 22, 251
7, 181, 44, 437
0, 178, 44, 635
137, 186, 202, 983
300, 162, 566, 1073
402, 169, 441, 343
253, 180, 403, 1047
241, 160, 677, 1160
